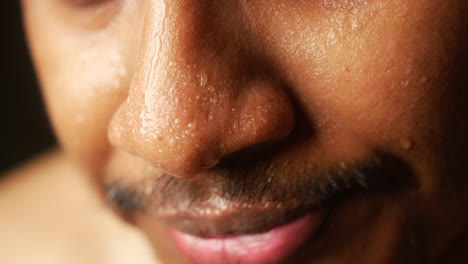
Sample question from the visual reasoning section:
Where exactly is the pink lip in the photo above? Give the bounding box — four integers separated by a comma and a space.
168, 211, 325, 264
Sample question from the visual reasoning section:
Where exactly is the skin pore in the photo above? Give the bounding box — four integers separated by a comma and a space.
16, 0, 468, 263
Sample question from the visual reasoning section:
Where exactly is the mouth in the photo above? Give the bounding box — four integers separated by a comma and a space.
130, 180, 336, 264
104, 152, 415, 263
167, 209, 327, 264
134, 187, 334, 264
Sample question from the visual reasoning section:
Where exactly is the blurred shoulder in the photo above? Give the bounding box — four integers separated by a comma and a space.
0, 150, 158, 264
0, 150, 79, 194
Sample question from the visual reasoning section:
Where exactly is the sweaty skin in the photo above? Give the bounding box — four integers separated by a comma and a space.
5, 0, 468, 263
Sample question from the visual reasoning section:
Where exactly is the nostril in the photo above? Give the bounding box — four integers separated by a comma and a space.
223, 82, 296, 154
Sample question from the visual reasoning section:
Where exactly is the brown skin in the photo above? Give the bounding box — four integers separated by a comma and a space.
18, 0, 468, 263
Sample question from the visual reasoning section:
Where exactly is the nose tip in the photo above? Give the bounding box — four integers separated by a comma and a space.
107, 100, 219, 178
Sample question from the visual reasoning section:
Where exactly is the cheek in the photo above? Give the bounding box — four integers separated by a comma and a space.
247, 0, 460, 148
23, 0, 143, 174
332, 0, 462, 151
29, 30, 136, 174
43, 42, 128, 172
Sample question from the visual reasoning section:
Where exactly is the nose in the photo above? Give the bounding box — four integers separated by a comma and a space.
108, 1, 295, 177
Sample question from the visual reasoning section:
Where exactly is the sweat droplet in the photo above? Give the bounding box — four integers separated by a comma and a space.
203, 155, 219, 169
199, 71, 208, 88
401, 138, 414, 151
208, 85, 216, 93
401, 80, 409, 88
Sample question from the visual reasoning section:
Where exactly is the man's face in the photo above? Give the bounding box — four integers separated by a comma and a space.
22, 0, 468, 263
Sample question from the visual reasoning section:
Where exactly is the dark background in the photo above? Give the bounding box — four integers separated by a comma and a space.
0, 1, 56, 174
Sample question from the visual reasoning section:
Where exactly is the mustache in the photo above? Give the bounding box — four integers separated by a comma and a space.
104, 153, 415, 218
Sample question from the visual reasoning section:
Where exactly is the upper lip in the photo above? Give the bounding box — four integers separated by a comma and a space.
105, 152, 414, 238
106, 167, 368, 238
158, 202, 326, 237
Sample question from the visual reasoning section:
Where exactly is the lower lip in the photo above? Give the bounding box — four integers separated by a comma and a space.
168, 211, 325, 264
